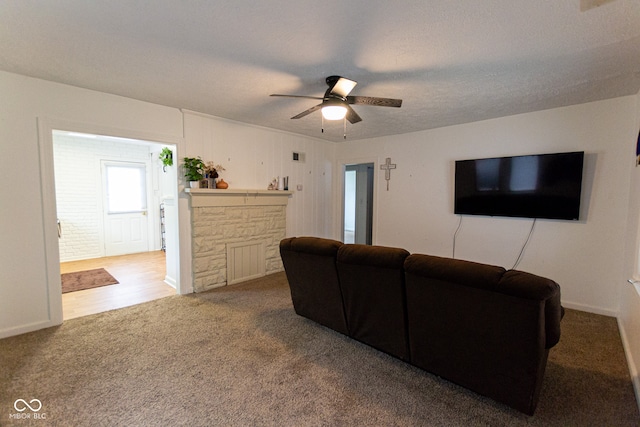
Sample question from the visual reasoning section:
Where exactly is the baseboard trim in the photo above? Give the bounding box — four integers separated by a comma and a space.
561, 301, 617, 317
164, 275, 177, 289
617, 317, 640, 413
0, 319, 61, 339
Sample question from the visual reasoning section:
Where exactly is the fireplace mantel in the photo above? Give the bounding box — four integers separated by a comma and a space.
185, 188, 293, 207
186, 188, 292, 291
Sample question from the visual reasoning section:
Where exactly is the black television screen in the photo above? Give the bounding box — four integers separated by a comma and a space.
454, 151, 584, 220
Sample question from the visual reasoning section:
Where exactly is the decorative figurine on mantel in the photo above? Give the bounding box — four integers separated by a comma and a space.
268, 177, 278, 190
268, 176, 288, 190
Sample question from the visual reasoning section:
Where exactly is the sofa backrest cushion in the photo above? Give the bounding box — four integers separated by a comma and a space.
279, 237, 348, 335
337, 244, 411, 360
281, 236, 342, 258
404, 254, 506, 291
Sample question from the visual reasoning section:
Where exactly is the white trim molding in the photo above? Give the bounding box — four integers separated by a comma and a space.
185, 189, 293, 207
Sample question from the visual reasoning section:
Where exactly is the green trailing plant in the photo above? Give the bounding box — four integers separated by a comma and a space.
159, 147, 173, 172
183, 156, 205, 182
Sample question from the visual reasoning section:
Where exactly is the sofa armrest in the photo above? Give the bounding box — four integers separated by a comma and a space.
499, 270, 562, 349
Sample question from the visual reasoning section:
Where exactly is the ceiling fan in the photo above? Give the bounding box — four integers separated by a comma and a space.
270, 75, 402, 124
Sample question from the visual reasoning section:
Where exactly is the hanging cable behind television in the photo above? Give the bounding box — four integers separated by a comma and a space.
512, 218, 537, 270
452, 215, 463, 259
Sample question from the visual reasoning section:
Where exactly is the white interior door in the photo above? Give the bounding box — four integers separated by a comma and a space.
103, 161, 149, 256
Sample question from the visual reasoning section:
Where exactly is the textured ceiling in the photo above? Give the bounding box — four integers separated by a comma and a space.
1, 1, 639, 142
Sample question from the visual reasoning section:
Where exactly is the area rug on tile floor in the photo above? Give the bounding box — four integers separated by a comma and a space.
61, 268, 119, 293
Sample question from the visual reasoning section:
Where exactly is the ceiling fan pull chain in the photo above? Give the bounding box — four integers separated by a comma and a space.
321, 115, 324, 133
344, 118, 347, 139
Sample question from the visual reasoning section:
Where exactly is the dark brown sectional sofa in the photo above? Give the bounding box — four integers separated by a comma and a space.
279, 236, 563, 415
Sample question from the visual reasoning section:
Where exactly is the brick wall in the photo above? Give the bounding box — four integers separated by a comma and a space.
191, 205, 286, 292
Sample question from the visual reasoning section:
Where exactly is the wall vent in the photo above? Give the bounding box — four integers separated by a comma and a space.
226, 240, 266, 285
292, 151, 306, 163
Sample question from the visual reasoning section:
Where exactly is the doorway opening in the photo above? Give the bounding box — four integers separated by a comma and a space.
52, 130, 178, 319
343, 163, 374, 244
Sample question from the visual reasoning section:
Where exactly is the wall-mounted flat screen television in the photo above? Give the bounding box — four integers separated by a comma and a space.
454, 151, 584, 220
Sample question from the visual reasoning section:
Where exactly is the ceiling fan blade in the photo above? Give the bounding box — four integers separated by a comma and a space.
326, 76, 357, 98
291, 104, 322, 119
345, 105, 362, 124
347, 96, 402, 108
270, 94, 324, 100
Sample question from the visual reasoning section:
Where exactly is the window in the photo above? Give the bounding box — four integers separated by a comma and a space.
104, 163, 147, 213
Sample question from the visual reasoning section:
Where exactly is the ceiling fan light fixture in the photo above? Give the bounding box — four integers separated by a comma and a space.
321, 99, 347, 120
271, 75, 400, 126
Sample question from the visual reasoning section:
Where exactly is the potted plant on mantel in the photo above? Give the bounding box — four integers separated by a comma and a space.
183, 156, 205, 188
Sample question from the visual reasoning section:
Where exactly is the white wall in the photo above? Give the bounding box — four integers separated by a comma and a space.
335, 96, 638, 316
620, 90, 640, 404
182, 111, 335, 238
153, 144, 180, 287
0, 71, 183, 338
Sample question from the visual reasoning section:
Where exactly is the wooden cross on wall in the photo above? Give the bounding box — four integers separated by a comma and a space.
380, 157, 396, 191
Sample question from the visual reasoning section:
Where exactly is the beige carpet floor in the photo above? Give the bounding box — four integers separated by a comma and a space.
1, 272, 638, 426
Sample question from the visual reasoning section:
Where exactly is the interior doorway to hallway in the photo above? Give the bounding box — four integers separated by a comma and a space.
343, 163, 374, 244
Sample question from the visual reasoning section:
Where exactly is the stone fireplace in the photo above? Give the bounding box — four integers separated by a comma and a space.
187, 189, 292, 292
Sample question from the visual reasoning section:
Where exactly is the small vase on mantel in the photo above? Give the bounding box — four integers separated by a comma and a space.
216, 179, 229, 189
189, 181, 199, 189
